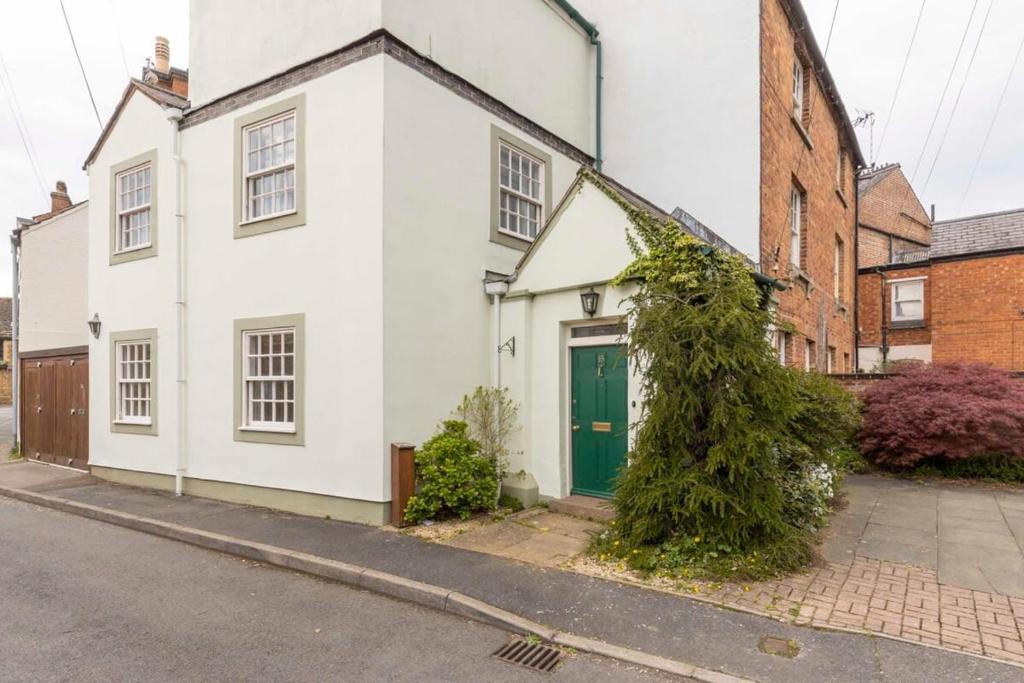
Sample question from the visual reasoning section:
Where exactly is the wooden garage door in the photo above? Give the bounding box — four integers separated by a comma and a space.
21, 354, 89, 470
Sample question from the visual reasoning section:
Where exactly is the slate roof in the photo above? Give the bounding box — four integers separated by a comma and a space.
0, 298, 11, 338
857, 163, 900, 196
931, 208, 1024, 259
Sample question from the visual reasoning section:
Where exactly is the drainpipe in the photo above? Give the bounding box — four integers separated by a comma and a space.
876, 266, 888, 368
552, 0, 602, 170
484, 280, 510, 388
167, 107, 187, 496
853, 169, 861, 372
10, 221, 29, 449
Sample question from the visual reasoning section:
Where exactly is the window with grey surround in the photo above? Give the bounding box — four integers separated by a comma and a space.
243, 327, 296, 430
498, 141, 544, 241
243, 112, 296, 221
116, 340, 152, 424
115, 164, 152, 252
234, 313, 304, 446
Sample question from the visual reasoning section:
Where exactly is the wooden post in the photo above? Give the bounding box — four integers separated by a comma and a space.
390, 442, 416, 527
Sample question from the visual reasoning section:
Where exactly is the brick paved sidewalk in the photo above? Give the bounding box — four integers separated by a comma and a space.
704, 556, 1024, 665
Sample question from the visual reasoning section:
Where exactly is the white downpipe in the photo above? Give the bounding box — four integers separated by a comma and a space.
492, 293, 501, 389
168, 108, 187, 496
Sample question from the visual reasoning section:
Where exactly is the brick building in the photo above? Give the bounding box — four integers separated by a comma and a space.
857, 163, 931, 268
760, 0, 865, 373
857, 207, 1024, 371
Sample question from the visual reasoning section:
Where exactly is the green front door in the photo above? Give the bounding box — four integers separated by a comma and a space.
571, 345, 628, 498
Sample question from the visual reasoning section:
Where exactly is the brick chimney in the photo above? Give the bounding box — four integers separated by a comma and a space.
50, 181, 71, 214
154, 36, 170, 73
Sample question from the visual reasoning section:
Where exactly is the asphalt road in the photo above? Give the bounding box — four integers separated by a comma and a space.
0, 496, 679, 682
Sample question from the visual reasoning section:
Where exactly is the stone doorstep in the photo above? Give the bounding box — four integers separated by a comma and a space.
548, 494, 616, 522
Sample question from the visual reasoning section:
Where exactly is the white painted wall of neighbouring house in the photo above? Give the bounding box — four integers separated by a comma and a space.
87, 92, 180, 475
380, 56, 582, 461
189, 0, 593, 154
18, 203, 89, 353
573, 0, 762, 261
182, 56, 387, 503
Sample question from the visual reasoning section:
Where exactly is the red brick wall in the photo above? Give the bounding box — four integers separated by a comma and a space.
857, 266, 932, 348
760, 0, 856, 372
931, 253, 1024, 370
858, 167, 931, 270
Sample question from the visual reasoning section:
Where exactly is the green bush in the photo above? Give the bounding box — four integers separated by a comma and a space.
913, 455, 1024, 483
404, 420, 498, 523
497, 493, 524, 512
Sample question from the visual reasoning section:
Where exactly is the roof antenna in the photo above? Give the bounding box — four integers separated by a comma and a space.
853, 109, 876, 166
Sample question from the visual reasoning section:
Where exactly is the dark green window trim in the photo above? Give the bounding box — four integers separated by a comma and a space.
109, 149, 158, 265
109, 328, 158, 436
233, 94, 306, 239
490, 125, 553, 252
233, 313, 305, 446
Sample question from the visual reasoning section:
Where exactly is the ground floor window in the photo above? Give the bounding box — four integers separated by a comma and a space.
234, 313, 305, 446
110, 329, 158, 435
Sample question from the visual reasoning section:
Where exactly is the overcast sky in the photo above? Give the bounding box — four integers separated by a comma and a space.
0, 1, 1021, 298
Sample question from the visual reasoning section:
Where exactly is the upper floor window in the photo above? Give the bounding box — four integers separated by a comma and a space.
892, 279, 925, 322
833, 235, 845, 300
244, 111, 296, 221
836, 145, 848, 189
233, 94, 305, 239
792, 57, 808, 122
789, 184, 806, 269
498, 141, 544, 241
116, 164, 152, 253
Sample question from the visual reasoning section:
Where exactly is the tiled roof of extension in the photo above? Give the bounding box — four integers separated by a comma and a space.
931, 207, 1024, 259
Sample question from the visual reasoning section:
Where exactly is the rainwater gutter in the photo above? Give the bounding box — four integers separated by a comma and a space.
551, 0, 602, 170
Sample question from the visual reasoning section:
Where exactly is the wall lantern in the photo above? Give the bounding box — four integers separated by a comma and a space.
87, 313, 102, 339
580, 288, 599, 317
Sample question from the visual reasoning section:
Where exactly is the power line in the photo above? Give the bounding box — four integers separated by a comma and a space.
959, 27, 1024, 213
0, 50, 48, 198
876, 0, 928, 161
921, 0, 995, 194
909, 0, 979, 184
823, 0, 841, 56
59, 0, 102, 128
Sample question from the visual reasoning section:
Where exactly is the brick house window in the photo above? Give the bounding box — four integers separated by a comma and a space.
891, 279, 925, 322
804, 339, 816, 372
836, 144, 847, 189
827, 346, 837, 374
774, 330, 791, 366
792, 57, 807, 122
843, 352, 851, 373
833, 235, 845, 300
789, 184, 806, 269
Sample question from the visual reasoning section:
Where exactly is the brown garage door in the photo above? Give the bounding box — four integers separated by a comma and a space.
21, 352, 89, 471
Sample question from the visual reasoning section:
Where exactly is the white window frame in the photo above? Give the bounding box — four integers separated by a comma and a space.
792, 58, 805, 120
804, 339, 815, 372
241, 110, 297, 224
115, 340, 152, 425
833, 236, 844, 299
497, 141, 545, 242
242, 326, 297, 433
789, 186, 803, 267
115, 163, 153, 254
891, 277, 926, 322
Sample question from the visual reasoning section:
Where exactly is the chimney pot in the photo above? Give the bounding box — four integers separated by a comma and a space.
50, 181, 71, 214
154, 36, 170, 73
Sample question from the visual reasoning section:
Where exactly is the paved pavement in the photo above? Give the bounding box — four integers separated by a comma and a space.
0, 404, 13, 456
824, 475, 1024, 597
0, 495, 675, 682
1, 461, 1020, 682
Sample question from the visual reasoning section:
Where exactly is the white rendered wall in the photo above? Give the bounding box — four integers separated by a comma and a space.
188, 0, 382, 107
182, 57, 386, 501
189, 0, 592, 154
380, 56, 581, 465
19, 203, 89, 352
857, 344, 932, 372
87, 93, 179, 475
573, 0, 762, 260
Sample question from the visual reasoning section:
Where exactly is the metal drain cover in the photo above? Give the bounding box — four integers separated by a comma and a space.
493, 638, 562, 673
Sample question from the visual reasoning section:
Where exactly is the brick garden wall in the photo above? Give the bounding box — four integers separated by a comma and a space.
760, 0, 857, 373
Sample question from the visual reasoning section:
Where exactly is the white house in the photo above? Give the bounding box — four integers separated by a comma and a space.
83, 1, 794, 523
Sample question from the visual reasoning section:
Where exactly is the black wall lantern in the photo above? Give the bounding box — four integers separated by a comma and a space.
580, 288, 599, 317
87, 313, 102, 339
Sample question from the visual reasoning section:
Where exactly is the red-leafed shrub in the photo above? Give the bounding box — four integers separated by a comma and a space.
859, 363, 1024, 469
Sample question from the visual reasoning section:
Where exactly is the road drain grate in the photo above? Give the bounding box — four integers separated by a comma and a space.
493, 638, 562, 673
